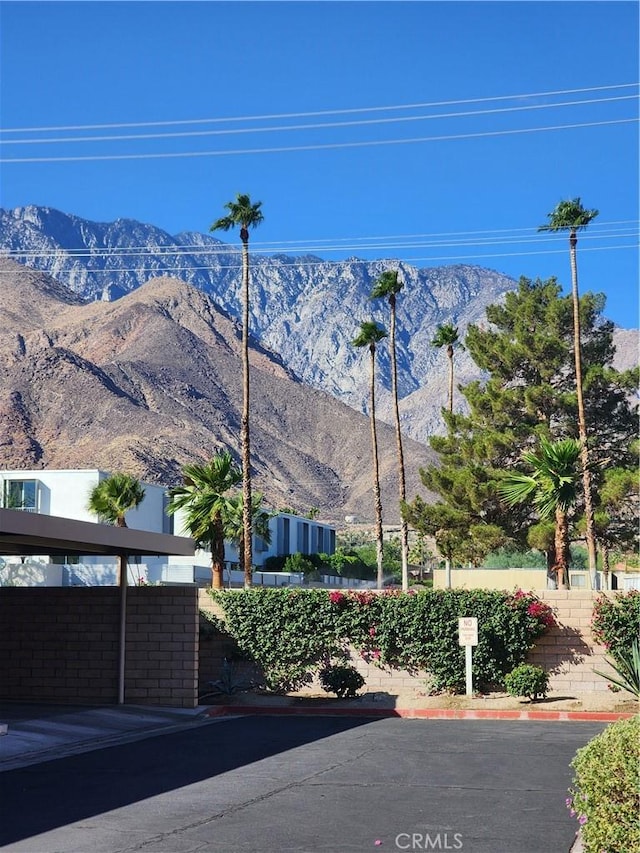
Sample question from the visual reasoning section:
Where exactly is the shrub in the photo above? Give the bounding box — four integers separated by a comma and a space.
319, 664, 365, 698
595, 639, 640, 697
568, 716, 640, 853
591, 591, 640, 662
210, 587, 553, 695
504, 664, 549, 701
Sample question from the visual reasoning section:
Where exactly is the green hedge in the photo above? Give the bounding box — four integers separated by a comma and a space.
568, 716, 640, 853
209, 587, 553, 694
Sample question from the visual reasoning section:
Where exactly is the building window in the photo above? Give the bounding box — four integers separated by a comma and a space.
3, 479, 38, 512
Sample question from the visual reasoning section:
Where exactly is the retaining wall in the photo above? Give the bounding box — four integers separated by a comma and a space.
198, 589, 619, 697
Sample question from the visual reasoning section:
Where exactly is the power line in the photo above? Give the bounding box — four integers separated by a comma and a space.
3, 95, 635, 146
2, 117, 636, 164
1, 224, 636, 260
2, 82, 636, 133
0, 244, 635, 275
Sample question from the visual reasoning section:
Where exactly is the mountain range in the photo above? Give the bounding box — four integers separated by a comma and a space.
0, 258, 439, 523
0, 205, 533, 442
0, 205, 635, 524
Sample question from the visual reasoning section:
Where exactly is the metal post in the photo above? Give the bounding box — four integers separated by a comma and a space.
465, 645, 473, 697
118, 553, 127, 705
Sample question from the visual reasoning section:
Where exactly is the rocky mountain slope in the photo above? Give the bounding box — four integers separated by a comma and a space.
0, 205, 529, 441
0, 259, 437, 523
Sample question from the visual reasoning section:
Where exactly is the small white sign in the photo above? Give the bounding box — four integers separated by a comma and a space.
458, 617, 478, 646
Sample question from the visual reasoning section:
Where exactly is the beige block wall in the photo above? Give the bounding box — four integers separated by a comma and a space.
199, 589, 622, 697
433, 567, 547, 590
0, 586, 199, 707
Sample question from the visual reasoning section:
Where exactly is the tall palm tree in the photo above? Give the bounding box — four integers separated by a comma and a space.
225, 492, 272, 585
166, 452, 241, 589
431, 322, 463, 414
498, 437, 582, 589
538, 198, 599, 584
210, 194, 264, 585
370, 269, 409, 591
87, 473, 145, 528
352, 320, 388, 589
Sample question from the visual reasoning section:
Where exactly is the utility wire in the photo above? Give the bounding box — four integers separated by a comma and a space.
3, 95, 635, 146
2, 82, 636, 133
2, 118, 637, 163
1, 226, 637, 260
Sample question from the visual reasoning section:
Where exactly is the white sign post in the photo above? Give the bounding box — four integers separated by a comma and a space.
458, 617, 478, 697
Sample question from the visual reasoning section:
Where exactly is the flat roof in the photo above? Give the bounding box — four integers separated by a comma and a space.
0, 508, 194, 558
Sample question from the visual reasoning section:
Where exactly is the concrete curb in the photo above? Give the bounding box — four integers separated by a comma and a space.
204, 705, 636, 722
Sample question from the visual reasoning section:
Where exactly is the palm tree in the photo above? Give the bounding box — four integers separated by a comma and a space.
87, 473, 145, 528
352, 320, 388, 589
166, 453, 241, 589
371, 269, 410, 591
431, 322, 463, 414
224, 492, 272, 586
538, 198, 599, 584
498, 437, 582, 590
210, 193, 264, 585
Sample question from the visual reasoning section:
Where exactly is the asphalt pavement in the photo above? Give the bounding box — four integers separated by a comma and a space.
0, 710, 603, 853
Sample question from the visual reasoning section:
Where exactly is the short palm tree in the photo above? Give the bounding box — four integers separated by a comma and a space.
352, 320, 388, 589
224, 492, 272, 586
538, 198, 599, 582
166, 453, 241, 589
498, 437, 582, 589
210, 193, 264, 585
431, 322, 463, 414
87, 473, 145, 528
371, 269, 410, 591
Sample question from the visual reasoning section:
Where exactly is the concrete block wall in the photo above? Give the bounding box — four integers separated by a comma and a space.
527, 590, 617, 694
0, 587, 199, 707
198, 589, 621, 698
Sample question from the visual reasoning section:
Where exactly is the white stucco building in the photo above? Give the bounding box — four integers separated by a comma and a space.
0, 469, 336, 586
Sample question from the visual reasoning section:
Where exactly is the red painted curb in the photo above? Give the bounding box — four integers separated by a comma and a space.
204, 705, 636, 722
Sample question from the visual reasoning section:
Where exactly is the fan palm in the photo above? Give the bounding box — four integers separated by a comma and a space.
539, 198, 599, 582
371, 269, 410, 591
498, 437, 582, 589
224, 492, 272, 586
87, 473, 145, 528
352, 320, 388, 589
211, 194, 264, 585
166, 453, 241, 589
431, 322, 463, 414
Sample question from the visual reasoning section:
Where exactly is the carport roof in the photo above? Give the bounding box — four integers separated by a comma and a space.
0, 508, 194, 558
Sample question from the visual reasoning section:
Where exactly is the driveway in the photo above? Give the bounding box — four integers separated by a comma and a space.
0, 715, 605, 853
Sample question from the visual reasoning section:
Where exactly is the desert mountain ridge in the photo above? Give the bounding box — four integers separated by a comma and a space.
0, 259, 437, 524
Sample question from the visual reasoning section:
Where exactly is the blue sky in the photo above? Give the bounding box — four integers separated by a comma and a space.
1, 1, 638, 328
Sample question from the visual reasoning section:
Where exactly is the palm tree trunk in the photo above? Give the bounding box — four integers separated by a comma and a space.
369, 347, 384, 589
447, 345, 454, 414
240, 232, 253, 588
569, 230, 597, 584
211, 513, 225, 590
554, 506, 570, 589
389, 302, 409, 591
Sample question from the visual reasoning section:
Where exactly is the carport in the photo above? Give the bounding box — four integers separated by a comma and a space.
0, 508, 195, 706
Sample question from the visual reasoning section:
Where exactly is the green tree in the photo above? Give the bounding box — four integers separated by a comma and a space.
412, 277, 636, 581
431, 322, 463, 415
592, 465, 639, 588
166, 453, 241, 589
225, 492, 272, 586
498, 437, 582, 589
371, 269, 410, 591
87, 473, 145, 528
352, 320, 388, 589
210, 193, 264, 584
539, 198, 599, 582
